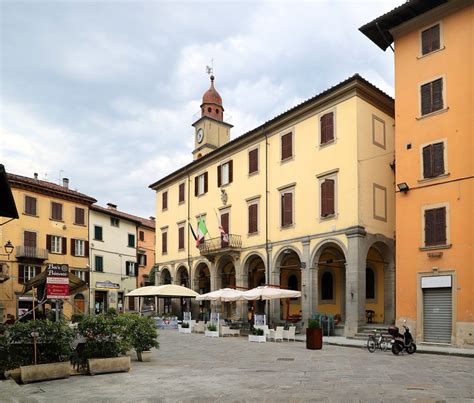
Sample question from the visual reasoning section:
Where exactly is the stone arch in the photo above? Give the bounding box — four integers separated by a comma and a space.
243, 253, 266, 289
273, 245, 303, 269
176, 265, 190, 288
310, 237, 348, 267
160, 268, 172, 285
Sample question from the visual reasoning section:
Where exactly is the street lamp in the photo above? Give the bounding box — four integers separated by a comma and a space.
1, 240, 14, 259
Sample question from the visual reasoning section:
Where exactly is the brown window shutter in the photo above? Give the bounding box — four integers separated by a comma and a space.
421, 83, 431, 115
179, 227, 184, 249
46, 234, 52, 252
19, 265, 25, 284
217, 165, 222, 187
179, 183, 185, 203
432, 79, 443, 111
229, 160, 233, 183
281, 133, 292, 160
204, 172, 208, 193
435, 207, 447, 244
422, 145, 433, 178
143, 254, 147, 266
282, 192, 293, 226
71, 239, 76, 256
326, 179, 335, 215
85, 241, 89, 257
321, 181, 327, 216
249, 204, 257, 233
433, 142, 444, 176
424, 209, 435, 245
431, 24, 440, 51
162, 192, 167, 210
249, 149, 258, 173
421, 28, 430, 55
194, 176, 198, 196
125, 261, 130, 276
281, 194, 285, 226
62, 237, 67, 255
321, 113, 334, 143
162, 232, 167, 253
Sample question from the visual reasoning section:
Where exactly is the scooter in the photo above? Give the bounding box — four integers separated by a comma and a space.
388, 321, 416, 355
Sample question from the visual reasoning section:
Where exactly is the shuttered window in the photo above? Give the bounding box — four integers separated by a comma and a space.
128, 234, 135, 247
24, 231, 37, 248
248, 203, 258, 234
281, 133, 293, 160
72, 239, 87, 257
47, 235, 65, 254
24, 196, 37, 216
178, 226, 185, 250
422, 142, 445, 178
51, 202, 63, 221
19, 265, 40, 284
218, 161, 233, 186
195, 172, 208, 196
281, 192, 293, 227
421, 24, 440, 55
425, 207, 447, 246
178, 183, 185, 203
421, 78, 443, 115
75, 207, 85, 225
249, 148, 259, 174
162, 191, 168, 210
95, 256, 103, 272
321, 178, 335, 217
139, 230, 145, 241
162, 231, 168, 254
94, 226, 103, 241
320, 112, 334, 144
126, 261, 137, 277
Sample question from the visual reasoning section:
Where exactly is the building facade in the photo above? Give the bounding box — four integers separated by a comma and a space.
361, 0, 474, 346
136, 218, 156, 289
0, 174, 95, 320
151, 74, 395, 336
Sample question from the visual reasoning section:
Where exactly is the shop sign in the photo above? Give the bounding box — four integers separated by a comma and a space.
96, 280, 120, 289
46, 264, 69, 299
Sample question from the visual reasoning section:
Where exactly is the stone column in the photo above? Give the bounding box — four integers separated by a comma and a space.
269, 245, 281, 322
344, 226, 367, 337
384, 262, 395, 324
310, 266, 318, 320
301, 237, 311, 323
234, 258, 246, 319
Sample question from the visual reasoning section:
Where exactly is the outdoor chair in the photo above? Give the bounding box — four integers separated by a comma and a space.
220, 324, 240, 337
282, 326, 296, 341
254, 324, 270, 339
269, 326, 284, 342
193, 321, 205, 333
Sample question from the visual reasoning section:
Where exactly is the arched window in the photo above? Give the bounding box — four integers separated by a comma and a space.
366, 267, 375, 299
321, 271, 333, 300
288, 274, 298, 291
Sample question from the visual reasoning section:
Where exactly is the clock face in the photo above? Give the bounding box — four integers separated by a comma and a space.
197, 128, 204, 144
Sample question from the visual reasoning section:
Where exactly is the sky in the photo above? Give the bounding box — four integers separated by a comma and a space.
0, 0, 401, 218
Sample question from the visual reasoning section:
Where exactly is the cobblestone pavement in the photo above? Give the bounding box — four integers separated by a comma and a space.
4, 329, 474, 403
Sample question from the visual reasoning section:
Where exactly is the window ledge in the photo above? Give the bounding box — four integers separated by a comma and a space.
93, 239, 104, 242
49, 218, 64, 223
178, 201, 185, 205
73, 223, 87, 227
417, 46, 445, 59
162, 208, 168, 212
280, 224, 295, 230
178, 248, 185, 252
220, 182, 231, 188
418, 173, 450, 184
419, 244, 452, 251
22, 213, 39, 218
416, 107, 449, 120
319, 139, 336, 150
280, 156, 294, 165
196, 192, 207, 198
248, 170, 259, 177
247, 231, 259, 237
319, 213, 337, 222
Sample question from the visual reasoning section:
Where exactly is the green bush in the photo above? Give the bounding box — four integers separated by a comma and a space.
181, 322, 190, 328
106, 307, 117, 316
307, 319, 320, 329
207, 323, 217, 332
251, 328, 264, 336
71, 314, 84, 323
129, 316, 159, 353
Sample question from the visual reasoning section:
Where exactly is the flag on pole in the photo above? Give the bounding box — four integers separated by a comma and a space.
188, 222, 197, 241
214, 209, 229, 243
196, 217, 208, 247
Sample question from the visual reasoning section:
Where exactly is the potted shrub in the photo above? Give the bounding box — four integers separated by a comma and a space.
248, 327, 266, 343
179, 322, 191, 334
306, 319, 322, 350
205, 323, 219, 338
129, 316, 159, 362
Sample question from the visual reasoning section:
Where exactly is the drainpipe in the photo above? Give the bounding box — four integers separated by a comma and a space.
186, 169, 192, 311
264, 125, 270, 321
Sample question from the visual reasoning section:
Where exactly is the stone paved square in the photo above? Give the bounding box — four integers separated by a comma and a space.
6, 330, 474, 402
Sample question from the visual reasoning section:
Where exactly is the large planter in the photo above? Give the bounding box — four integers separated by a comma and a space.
20, 362, 70, 384
306, 328, 323, 350
137, 351, 152, 362
205, 330, 219, 338
248, 335, 266, 343
87, 356, 131, 375
179, 327, 192, 334
4, 368, 21, 383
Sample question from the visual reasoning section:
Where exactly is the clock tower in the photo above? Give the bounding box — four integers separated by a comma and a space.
192, 75, 233, 160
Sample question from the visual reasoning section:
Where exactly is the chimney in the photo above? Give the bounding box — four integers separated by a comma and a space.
107, 203, 117, 210
62, 178, 69, 188
149, 216, 155, 221
34, 173, 38, 180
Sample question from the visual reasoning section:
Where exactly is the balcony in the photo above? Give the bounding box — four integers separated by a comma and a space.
16, 246, 49, 260
198, 234, 242, 261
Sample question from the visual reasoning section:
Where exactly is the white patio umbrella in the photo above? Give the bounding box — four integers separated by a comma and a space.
196, 288, 244, 302
241, 286, 301, 300
126, 284, 199, 298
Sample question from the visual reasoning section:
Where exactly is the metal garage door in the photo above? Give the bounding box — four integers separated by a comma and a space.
423, 287, 452, 343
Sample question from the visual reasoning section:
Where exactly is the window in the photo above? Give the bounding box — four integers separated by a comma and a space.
320, 112, 334, 145
162, 230, 168, 254
178, 225, 185, 250
94, 226, 103, 241
110, 217, 120, 227
218, 161, 233, 186
421, 78, 443, 115
72, 239, 86, 257
19, 265, 40, 284
248, 148, 259, 174
50, 235, 63, 254
421, 24, 440, 55
128, 234, 135, 248
24, 231, 37, 248
72, 270, 87, 282
126, 261, 137, 277
138, 253, 147, 266
281, 132, 293, 161
162, 191, 168, 210
288, 275, 298, 291
424, 207, 447, 246
24, 196, 37, 216
366, 268, 375, 300
194, 172, 208, 196
139, 230, 145, 241
281, 191, 293, 227
248, 203, 258, 234
320, 178, 335, 218
75, 207, 85, 225
321, 271, 333, 300
95, 255, 103, 272
423, 142, 445, 178
179, 183, 185, 203
51, 202, 63, 221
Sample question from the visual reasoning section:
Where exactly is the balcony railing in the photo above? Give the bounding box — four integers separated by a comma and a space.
16, 246, 49, 260
198, 234, 242, 258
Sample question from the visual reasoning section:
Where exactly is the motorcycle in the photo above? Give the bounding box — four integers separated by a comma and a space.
388, 321, 417, 355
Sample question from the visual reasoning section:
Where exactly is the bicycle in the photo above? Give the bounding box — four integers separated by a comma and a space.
367, 329, 388, 353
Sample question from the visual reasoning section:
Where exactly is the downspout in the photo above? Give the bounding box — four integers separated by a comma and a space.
264, 125, 270, 319
186, 169, 192, 310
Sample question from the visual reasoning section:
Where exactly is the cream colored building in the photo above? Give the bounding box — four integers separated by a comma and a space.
150, 74, 395, 336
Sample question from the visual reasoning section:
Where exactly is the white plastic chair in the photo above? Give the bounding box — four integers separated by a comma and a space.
282, 326, 296, 341
254, 324, 270, 339
193, 321, 205, 333
269, 326, 284, 342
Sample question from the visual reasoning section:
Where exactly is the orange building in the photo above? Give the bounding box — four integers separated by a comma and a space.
137, 217, 156, 289
361, 0, 474, 346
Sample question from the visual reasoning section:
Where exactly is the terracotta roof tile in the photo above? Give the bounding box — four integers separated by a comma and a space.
91, 205, 155, 229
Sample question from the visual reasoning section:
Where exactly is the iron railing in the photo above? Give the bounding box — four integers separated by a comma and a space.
16, 245, 49, 260
198, 234, 242, 255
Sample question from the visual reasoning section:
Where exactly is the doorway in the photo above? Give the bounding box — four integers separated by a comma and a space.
94, 290, 107, 314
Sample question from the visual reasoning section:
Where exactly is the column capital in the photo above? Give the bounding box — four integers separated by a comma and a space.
345, 225, 367, 238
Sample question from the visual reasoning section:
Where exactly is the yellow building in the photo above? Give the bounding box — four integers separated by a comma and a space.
0, 174, 96, 320
361, 0, 474, 346
150, 74, 395, 336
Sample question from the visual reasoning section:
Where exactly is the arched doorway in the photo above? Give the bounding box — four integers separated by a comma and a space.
74, 294, 85, 314
245, 254, 266, 315
177, 266, 190, 318
276, 248, 302, 320
217, 256, 236, 319
194, 262, 211, 320
161, 268, 172, 313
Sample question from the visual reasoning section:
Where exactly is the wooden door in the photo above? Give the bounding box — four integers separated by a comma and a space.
221, 212, 229, 248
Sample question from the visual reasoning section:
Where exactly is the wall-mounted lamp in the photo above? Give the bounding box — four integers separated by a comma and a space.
0, 241, 14, 260
397, 182, 410, 193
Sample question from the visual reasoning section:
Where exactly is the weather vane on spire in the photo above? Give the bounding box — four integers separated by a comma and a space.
205, 58, 214, 78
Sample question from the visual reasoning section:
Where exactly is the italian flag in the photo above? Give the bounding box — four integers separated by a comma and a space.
196, 217, 208, 247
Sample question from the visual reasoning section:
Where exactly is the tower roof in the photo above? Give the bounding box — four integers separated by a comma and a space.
201, 75, 223, 108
